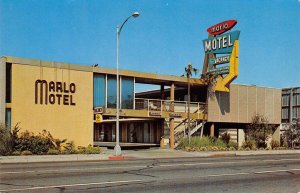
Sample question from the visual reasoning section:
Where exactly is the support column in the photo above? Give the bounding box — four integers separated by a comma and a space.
210, 123, 215, 137
160, 84, 165, 100
160, 119, 165, 148
169, 83, 175, 149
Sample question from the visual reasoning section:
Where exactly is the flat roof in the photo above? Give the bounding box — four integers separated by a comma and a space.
2, 56, 206, 87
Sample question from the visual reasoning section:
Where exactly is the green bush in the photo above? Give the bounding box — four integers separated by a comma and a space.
62, 141, 77, 154
221, 132, 231, 145
21, 150, 33, 155
47, 149, 60, 155
228, 141, 238, 149
14, 130, 52, 154
199, 147, 207, 151
12, 150, 21, 156
0, 124, 13, 155
13, 129, 67, 155
177, 136, 227, 151
270, 139, 280, 149
242, 140, 256, 150
77, 145, 101, 154
228, 146, 236, 151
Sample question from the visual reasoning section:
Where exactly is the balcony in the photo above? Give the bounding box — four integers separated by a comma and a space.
102, 98, 207, 120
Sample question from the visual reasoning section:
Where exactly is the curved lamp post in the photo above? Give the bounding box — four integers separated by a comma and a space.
115, 12, 140, 156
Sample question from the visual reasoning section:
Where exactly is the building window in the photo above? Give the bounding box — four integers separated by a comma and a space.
107, 75, 117, 108
6, 63, 12, 103
93, 74, 106, 108
282, 95, 289, 107
292, 94, 297, 106
121, 77, 134, 109
292, 107, 297, 119
296, 94, 300, 106
282, 108, 289, 120
5, 108, 11, 128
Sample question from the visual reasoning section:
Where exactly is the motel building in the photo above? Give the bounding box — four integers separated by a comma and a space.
0, 56, 281, 148
0, 21, 284, 149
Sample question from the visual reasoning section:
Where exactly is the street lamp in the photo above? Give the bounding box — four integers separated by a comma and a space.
115, 12, 140, 156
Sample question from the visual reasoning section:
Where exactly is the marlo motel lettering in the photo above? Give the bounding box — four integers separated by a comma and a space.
35, 80, 76, 105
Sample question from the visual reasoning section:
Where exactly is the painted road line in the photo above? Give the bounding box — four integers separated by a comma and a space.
0, 179, 146, 192
2, 165, 146, 174
254, 168, 300, 174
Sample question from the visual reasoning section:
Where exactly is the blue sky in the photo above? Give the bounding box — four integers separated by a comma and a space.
0, 0, 299, 89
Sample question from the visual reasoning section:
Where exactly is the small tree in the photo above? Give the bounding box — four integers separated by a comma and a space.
0, 124, 13, 155
183, 63, 198, 144
245, 114, 274, 148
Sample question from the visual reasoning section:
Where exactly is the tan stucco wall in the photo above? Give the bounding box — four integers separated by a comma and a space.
208, 84, 281, 124
11, 63, 93, 146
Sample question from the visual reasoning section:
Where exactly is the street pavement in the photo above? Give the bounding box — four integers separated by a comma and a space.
0, 152, 300, 193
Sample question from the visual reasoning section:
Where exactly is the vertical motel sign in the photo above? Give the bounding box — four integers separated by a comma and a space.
202, 20, 240, 92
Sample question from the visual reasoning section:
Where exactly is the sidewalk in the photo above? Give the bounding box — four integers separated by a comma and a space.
1, 149, 300, 164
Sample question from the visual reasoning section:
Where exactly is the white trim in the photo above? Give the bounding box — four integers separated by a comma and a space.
105, 74, 107, 108
133, 77, 136, 110
120, 76, 122, 108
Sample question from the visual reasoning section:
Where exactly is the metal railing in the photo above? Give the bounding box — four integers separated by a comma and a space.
135, 98, 206, 115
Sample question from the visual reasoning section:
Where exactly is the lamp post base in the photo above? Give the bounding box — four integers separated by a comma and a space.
114, 144, 122, 156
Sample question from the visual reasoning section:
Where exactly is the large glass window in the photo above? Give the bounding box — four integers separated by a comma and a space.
6, 63, 12, 103
107, 75, 117, 108
121, 77, 134, 109
93, 74, 106, 107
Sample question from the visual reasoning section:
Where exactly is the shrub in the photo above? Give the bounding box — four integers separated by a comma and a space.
199, 147, 207, 151
221, 132, 231, 145
177, 136, 226, 151
228, 147, 236, 151
270, 139, 280, 149
228, 141, 238, 149
12, 150, 21, 156
14, 130, 52, 155
13, 129, 67, 155
21, 150, 33, 155
242, 140, 256, 150
0, 124, 13, 155
63, 141, 77, 154
77, 145, 101, 154
47, 149, 60, 155
219, 146, 227, 151
245, 114, 275, 148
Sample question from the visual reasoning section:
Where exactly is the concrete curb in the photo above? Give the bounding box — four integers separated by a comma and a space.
0, 154, 110, 164
1, 150, 299, 164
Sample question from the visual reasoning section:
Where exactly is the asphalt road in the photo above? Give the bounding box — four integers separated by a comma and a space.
1, 154, 300, 193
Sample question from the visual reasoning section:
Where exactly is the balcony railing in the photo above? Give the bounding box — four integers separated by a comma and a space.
135, 98, 206, 115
